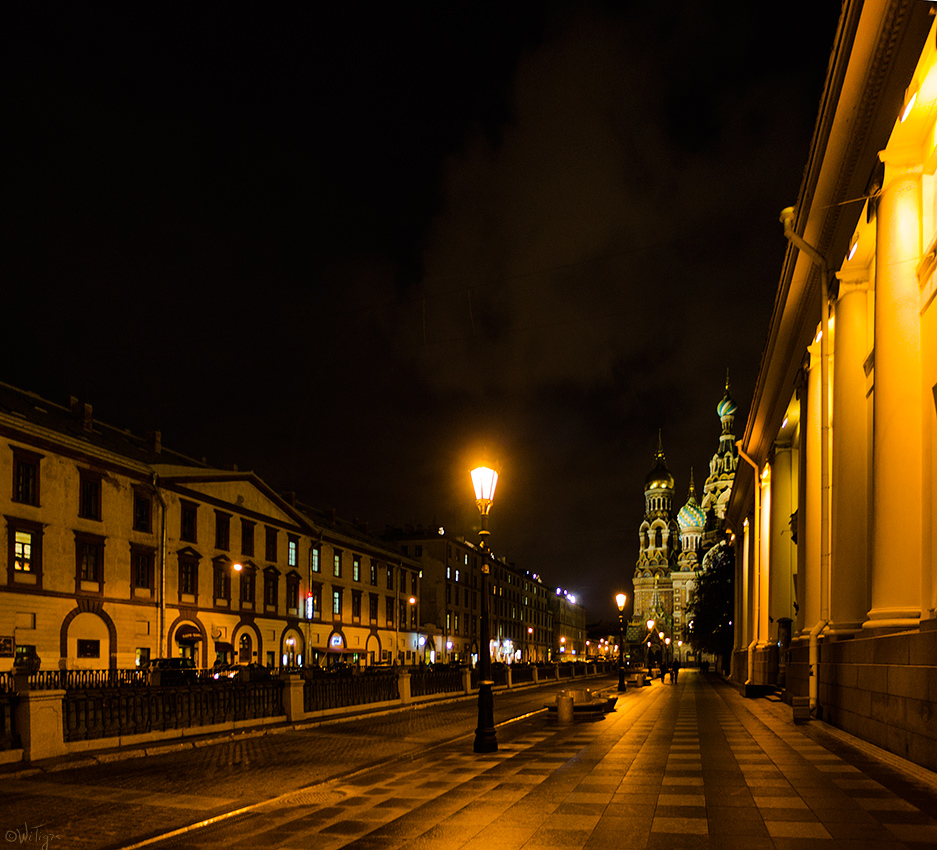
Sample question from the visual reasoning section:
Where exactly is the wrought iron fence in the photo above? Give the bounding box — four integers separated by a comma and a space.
62, 681, 284, 742
511, 665, 534, 684
558, 664, 573, 678
409, 668, 462, 697
303, 670, 398, 713
0, 692, 18, 750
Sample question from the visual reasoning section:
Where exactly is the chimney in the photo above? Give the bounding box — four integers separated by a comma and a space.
69, 396, 92, 430
148, 430, 162, 454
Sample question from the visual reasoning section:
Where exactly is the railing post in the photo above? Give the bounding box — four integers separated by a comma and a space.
505, 666, 513, 689
15, 680, 68, 761
284, 673, 305, 722
398, 669, 411, 705
532, 666, 539, 684
461, 666, 472, 695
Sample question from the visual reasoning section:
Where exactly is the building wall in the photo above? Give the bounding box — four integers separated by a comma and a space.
726, 0, 937, 773
0, 386, 421, 672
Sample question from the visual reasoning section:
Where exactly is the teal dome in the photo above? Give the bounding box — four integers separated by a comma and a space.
717, 390, 737, 418
678, 498, 706, 529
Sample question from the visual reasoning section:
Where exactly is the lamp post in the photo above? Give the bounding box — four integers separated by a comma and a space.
616, 593, 627, 692
471, 465, 498, 753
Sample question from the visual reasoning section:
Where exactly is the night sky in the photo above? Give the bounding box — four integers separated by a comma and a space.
4, 3, 841, 622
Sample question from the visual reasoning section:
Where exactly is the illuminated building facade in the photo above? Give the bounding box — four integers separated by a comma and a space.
387, 526, 554, 664
727, 0, 937, 773
629, 391, 737, 659
0, 381, 420, 672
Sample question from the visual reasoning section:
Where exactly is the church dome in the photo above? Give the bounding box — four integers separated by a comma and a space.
717, 388, 737, 418
644, 435, 674, 490
677, 470, 705, 528
678, 497, 706, 529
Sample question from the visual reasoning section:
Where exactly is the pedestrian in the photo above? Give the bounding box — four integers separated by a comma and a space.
671, 659, 680, 684
659, 661, 668, 682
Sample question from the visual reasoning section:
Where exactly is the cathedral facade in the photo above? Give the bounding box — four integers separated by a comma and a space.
628, 384, 737, 663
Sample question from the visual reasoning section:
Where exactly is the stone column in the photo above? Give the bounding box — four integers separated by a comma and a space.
283, 673, 305, 722
769, 442, 797, 639
830, 276, 871, 633
16, 690, 68, 761
867, 155, 923, 629
800, 340, 823, 635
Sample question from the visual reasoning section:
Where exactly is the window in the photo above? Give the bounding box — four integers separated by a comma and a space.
179, 554, 199, 597
76, 639, 100, 659
264, 569, 279, 608
454, 613, 459, 633
446, 584, 451, 604
213, 562, 231, 601
131, 546, 154, 590
369, 593, 378, 622
288, 535, 298, 568
15, 530, 33, 572
181, 501, 198, 543
75, 533, 104, 585
386, 566, 394, 590
135, 647, 150, 668
370, 562, 377, 585
265, 526, 277, 562
79, 471, 102, 520
353, 555, 361, 582
310, 583, 322, 619
12, 448, 41, 506
386, 596, 394, 626
411, 572, 417, 594
241, 520, 255, 556
333, 551, 342, 577
240, 565, 255, 604
332, 589, 342, 617
454, 586, 459, 606
215, 511, 230, 550
311, 546, 320, 573
286, 573, 300, 610
352, 590, 362, 620
133, 490, 152, 533
411, 606, 417, 628
455, 569, 460, 583
7, 518, 43, 585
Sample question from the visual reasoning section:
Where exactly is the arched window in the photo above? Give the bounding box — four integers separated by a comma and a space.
655, 528, 663, 548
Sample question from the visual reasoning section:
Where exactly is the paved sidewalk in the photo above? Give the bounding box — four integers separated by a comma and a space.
132, 669, 937, 850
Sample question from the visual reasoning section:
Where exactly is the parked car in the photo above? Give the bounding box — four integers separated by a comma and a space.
213, 662, 271, 682
146, 657, 196, 686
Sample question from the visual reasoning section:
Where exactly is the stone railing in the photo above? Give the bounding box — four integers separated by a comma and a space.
3, 661, 613, 763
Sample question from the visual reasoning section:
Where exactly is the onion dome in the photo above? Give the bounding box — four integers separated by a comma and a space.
717, 373, 737, 418
677, 470, 706, 529
645, 432, 674, 490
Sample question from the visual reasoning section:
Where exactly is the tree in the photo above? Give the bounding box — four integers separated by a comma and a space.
685, 540, 734, 670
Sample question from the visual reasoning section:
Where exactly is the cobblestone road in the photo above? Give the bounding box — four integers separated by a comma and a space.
1, 678, 594, 850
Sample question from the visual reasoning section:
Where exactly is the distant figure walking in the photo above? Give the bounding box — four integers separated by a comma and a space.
659, 661, 668, 683
670, 659, 681, 684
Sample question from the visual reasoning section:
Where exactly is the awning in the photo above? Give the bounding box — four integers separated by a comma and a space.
213, 641, 233, 652
175, 625, 202, 642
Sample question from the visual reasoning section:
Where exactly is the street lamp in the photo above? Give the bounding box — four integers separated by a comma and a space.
616, 593, 627, 692
471, 464, 499, 754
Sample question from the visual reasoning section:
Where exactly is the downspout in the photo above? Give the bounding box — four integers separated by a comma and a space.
780, 208, 831, 713
152, 474, 168, 658
737, 447, 760, 686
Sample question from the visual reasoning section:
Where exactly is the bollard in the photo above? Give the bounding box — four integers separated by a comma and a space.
556, 694, 574, 724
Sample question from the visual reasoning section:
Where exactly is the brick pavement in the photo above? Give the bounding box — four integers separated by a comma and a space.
5, 671, 937, 850
133, 671, 937, 849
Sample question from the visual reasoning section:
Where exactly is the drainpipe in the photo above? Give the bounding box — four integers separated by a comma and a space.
737, 447, 760, 686
152, 474, 168, 659
780, 208, 831, 712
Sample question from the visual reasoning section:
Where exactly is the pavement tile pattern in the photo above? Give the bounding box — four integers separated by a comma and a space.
3, 671, 936, 850
142, 672, 937, 850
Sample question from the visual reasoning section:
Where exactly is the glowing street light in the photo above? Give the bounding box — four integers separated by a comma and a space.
616, 593, 627, 692
471, 464, 499, 754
